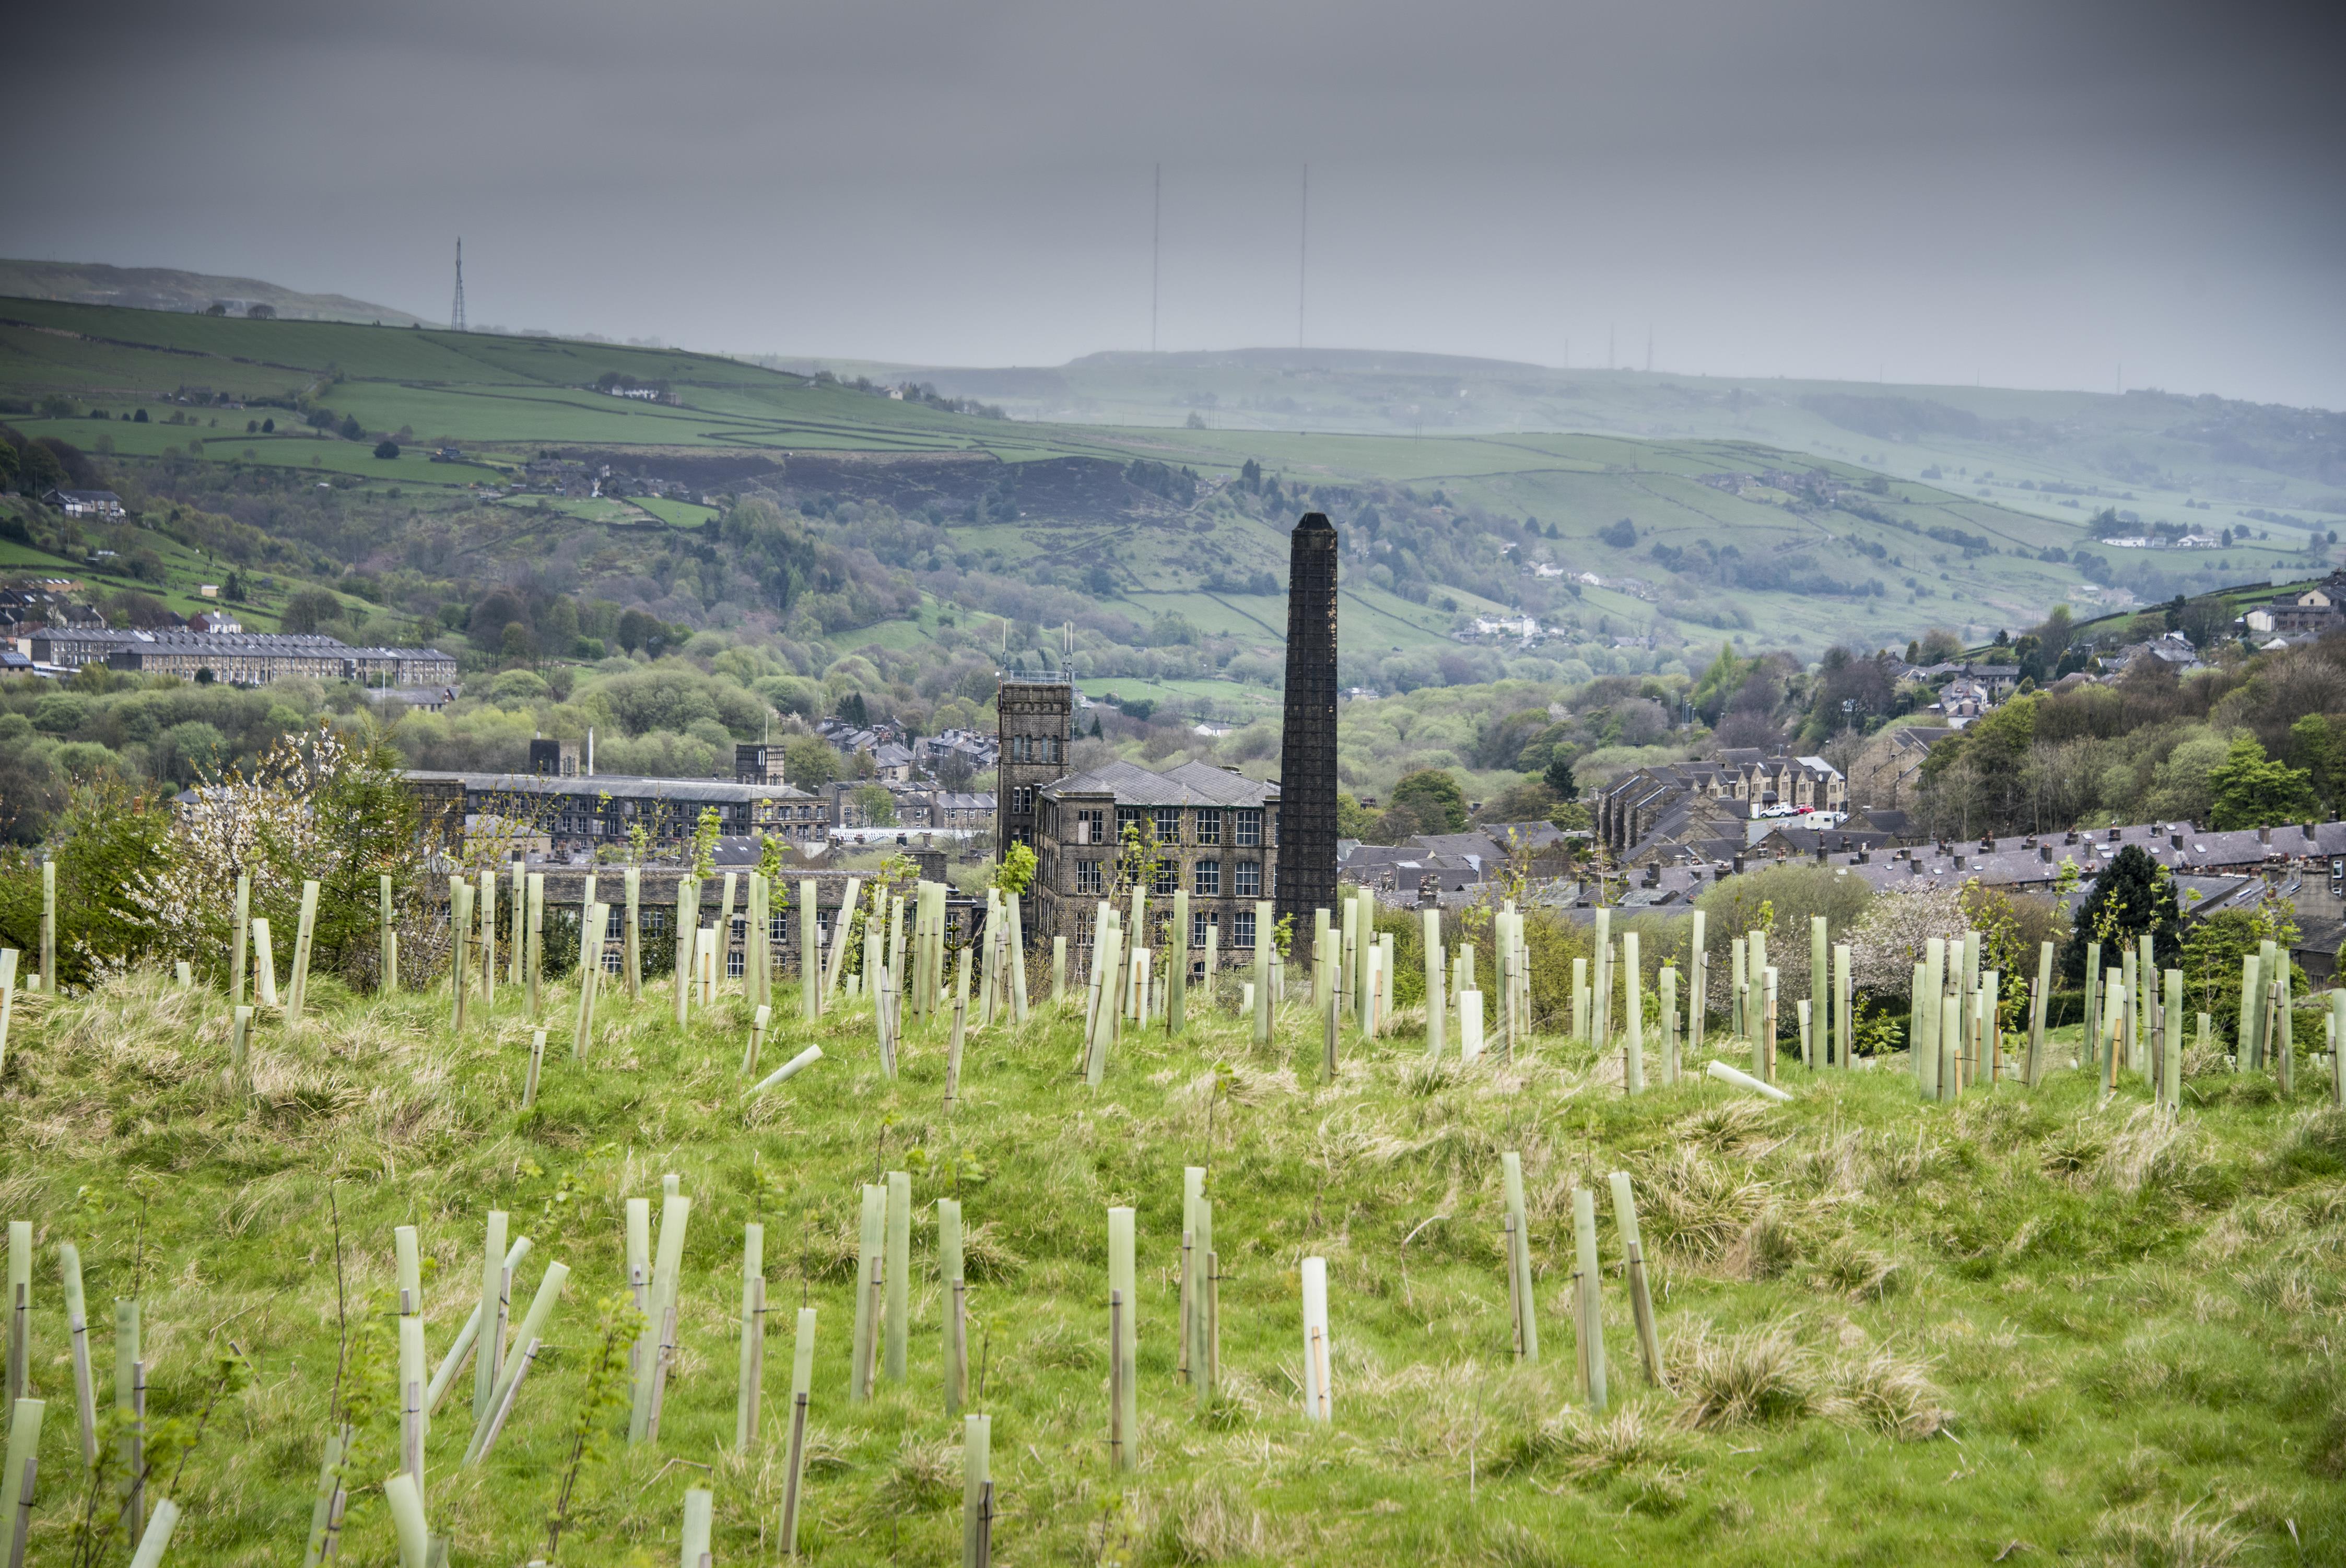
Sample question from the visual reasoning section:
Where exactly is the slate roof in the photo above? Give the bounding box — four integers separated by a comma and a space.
1038, 758, 1278, 807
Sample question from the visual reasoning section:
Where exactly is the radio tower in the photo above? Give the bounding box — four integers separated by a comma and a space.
450, 238, 467, 332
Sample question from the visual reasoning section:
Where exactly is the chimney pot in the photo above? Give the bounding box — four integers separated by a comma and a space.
2260, 826, 2272, 844
2305, 822, 2318, 840
2040, 844, 2053, 863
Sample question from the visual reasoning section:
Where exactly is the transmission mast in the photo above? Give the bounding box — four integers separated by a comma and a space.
450, 238, 467, 332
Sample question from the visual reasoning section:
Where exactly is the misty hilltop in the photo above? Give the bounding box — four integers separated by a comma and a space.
0, 258, 425, 328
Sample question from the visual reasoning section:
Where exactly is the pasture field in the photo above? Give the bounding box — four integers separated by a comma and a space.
2, 953, 2341, 1567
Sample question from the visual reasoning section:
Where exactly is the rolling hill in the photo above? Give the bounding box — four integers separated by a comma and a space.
0, 258, 428, 327
4, 297, 2331, 673
765, 347, 2346, 560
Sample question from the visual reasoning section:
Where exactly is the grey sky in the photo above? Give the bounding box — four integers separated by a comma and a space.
14, 1, 2344, 406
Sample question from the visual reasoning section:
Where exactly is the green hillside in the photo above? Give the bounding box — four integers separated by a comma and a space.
7, 298, 2328, 676
770, 347, 2346, 558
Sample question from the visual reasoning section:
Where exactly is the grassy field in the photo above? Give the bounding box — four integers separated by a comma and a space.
2, 953, 2342, 1567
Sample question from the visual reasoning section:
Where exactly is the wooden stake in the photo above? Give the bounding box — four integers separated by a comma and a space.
1200, 1237, 1221, 1410
781, 1307, 816, 1558
477, 866, 496, 1010
1502, 1152, 1537, 1364
112, 1299, 138, 1536
961, 1413, 991, 1568
38, 860, 55, 997
473, 1211, 507, 1424
232, 870, 251, 1006
444, 883, 473, 1028
737, 1224, 765, 1451
627, 1193, 689, 1442
1624, 931, 1645, 1092
884, 1172, 910, 1384
253, 915, 279, 1010
58, 1244, 96, 1466
1609, 1172, 1667, 1388
850, 1185, 882, 1404
742, 1004, 770, 1077
0, 1400, 42, 1568
1573, 1186, 1606, 1411
3, 1228, 24, 1406
471, 1337, 538, 1461
1299, 1256, 1332, 1421
941, 1199, 967, 1416
522, 1029, 546, 1110
1108, 1206, 1136, 1468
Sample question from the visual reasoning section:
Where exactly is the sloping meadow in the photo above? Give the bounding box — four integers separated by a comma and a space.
1, 967, 2342, 1565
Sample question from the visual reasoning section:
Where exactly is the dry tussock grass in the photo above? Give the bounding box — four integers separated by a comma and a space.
2089, 1502, 2245, 1567
1674, 1099, 1780, 1156
1134, 1477, 1280, 1563
1530, 1399, 1687, 1477
1667, 1319, 1947, 1441
1634, 1148, 1771, 1263
876, 1432, 960, 1513
1668, 1319, 1814, 1429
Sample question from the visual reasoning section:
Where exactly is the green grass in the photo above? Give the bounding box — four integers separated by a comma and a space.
3, 961, 2341, 1566
628, 497, 717, 529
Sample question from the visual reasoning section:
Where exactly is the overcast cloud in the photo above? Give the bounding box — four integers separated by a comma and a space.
10, 1, 2344, 405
